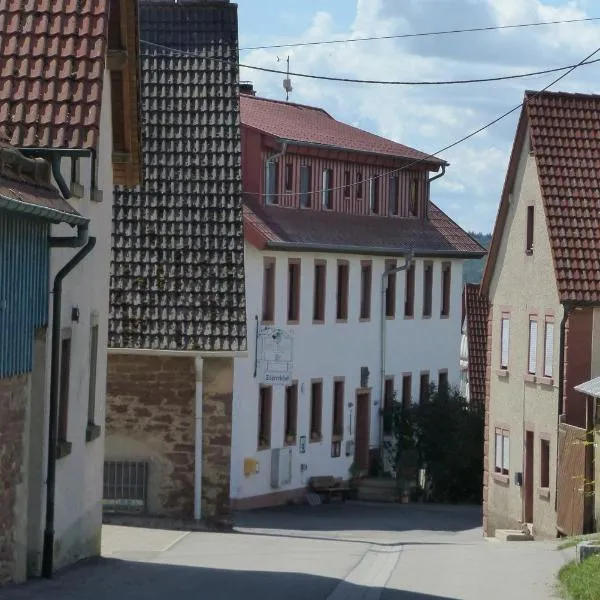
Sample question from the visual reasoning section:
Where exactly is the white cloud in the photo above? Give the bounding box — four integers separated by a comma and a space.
239, 0, 600, 232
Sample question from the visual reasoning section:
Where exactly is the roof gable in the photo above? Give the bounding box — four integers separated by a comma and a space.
240, 94, 445, 167
0, 0, 109, 150
483, 90, 600, 304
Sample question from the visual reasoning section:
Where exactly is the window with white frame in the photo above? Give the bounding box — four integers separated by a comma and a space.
500, 315, 510, 369
528, 317, 538, 374
495, 428, 510, 475
544, 319, 554, 377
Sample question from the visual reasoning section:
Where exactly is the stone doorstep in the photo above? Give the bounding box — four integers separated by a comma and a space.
102, 512, 234, 533
494, 529, 534, 542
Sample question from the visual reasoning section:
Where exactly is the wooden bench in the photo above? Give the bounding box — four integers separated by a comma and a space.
308, 476, 352, 503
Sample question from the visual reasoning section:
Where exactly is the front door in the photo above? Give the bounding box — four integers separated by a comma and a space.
355, 391, 370, 473
524, 430, 534, 524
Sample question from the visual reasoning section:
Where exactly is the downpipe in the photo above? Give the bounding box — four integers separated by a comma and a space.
42, 225, 96, 579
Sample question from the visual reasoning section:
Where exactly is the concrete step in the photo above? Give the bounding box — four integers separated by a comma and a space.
495, 529, 534, 542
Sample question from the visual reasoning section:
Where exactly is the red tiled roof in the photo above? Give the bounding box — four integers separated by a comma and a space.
243, 196, 486, 258
0, 140, 83, 223
483, 90, 600, 303
240, 94, 445, 167
0, 0, 109, 149
526, 91, 600, 303
464, 283, 489, 405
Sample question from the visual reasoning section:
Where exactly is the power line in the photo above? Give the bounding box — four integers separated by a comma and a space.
141, 39, 600, 86
137, 38, 600, 199
240, 16, 600, 51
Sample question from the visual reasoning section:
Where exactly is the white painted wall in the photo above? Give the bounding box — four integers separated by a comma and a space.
31, 71, 113, 570
231, 242, 464, 503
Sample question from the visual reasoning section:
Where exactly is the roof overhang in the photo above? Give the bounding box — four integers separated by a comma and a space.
575, 377, 600, 398
0, 192, 88, 226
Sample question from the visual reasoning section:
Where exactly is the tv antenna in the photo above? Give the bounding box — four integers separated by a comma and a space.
278, 55, 293, 101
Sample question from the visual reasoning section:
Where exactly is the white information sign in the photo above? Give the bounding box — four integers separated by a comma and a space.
257, 326, 294, 386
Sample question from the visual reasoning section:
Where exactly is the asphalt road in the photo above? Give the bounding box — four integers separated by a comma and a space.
1, 502, 570, 599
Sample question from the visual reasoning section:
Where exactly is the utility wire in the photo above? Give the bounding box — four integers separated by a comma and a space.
138, 39, 600, 199
141, 39, 600, 86
240, 16, 600, 51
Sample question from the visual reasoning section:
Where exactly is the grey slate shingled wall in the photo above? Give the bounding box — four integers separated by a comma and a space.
110, 0, 247, 352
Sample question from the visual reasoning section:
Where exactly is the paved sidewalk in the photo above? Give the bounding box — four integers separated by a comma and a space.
0, 503, 570, 600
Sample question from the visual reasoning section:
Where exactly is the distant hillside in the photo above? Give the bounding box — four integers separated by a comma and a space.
463, 232, 492, 284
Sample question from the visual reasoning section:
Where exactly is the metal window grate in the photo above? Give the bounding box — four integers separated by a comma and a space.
103, 460, 148, 513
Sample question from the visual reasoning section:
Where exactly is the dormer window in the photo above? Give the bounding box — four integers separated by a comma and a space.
266, 160, 279, 204
356, 172, 363, 198
409, 178, 419, 216
300, 165, 312, 208
322, 168, 333, 209
389, 175, 399, 215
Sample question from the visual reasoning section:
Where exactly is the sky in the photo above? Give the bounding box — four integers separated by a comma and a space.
236, 0, 600, 234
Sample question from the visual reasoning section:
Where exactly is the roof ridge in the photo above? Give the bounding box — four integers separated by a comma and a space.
240, 93, 333, 118
524, 89, 600, 101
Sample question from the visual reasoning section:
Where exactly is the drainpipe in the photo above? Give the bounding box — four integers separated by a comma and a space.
42, 224, 96, 579
424, 165, 447, 221
379, 251, 414, 460
194, 357, 204, 521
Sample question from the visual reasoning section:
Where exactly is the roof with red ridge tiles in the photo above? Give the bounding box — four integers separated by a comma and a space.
240, 93, 446, 168
0, 0, 109, 150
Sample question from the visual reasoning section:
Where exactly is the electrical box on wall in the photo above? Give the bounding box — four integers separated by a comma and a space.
514, 472, 523, 487
244, 458, 259, 477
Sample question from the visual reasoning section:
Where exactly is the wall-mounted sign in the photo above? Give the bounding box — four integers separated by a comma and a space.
257, 325, 294, 386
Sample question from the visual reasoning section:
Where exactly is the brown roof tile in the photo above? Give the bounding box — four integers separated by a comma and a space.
240, 94, 445, 167
244, 196, 486, 258
464, 283, 489, 405
0, 0, 109, 150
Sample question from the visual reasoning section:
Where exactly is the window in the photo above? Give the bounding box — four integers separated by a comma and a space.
333, 380, 344, 438
419, 372, 430, 404
313, 260, 326, 322
494, 428, 510, 475
385, 259, 396, 318
409, 178, 419, 216
258, 386, 272, 449
262, 257, 275, 322
369, 177, 379, 214
402, 374, 412, 409
322, 168, 333, 209
300, 165, 312, 207
543, 318, 554, 378
526, 205, 534, 254
500, 315, 510, 369
310, 381, 323, 442
356, 172, 363, 198
438, 370, 448, 392
266, 160, 279, 204
389, 175, 399, 215
87, 320, 99, 427
284, 162, 293, 192
404, 263, 415, 317
284, 382, 298, 444
423, 262, 433, 317
441, 262, 451, 317
344, 170, 351, 198
336, 260, 349, 321
58, 334, 72, 445
383, 377, 394, 435
528, 317, 538, 374
70, 157, 83, 196
360, 261, 372, 320
287, 259, 301, 323
540, 439, 550, 488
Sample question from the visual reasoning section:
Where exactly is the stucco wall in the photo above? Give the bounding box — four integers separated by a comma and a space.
231, 242, 464, 506
0, 375, 29, 585
41, 70, 114, 570
486, 132, 561, 538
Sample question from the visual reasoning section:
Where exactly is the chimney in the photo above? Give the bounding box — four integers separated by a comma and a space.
240, 81, 256, 96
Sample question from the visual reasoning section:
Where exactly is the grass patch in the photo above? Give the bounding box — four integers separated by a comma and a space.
559, 555, 600, 599
558, 534, 600, 551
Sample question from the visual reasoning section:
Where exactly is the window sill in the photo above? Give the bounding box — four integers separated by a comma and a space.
261, 319, 274, 326
70, 181, 84, 198
86, 423, 102, 443
56, 440, 73, 460
257, 443, 271, 452
539, 377, 554, 387
287, 320, 300, 326
312, 319, 325, 325
359, 317, 370, 323
539, 487, 551, 500
492, 472, 510, 486
496, 369, 509, 378
404, 315, 414, 320
310, 434, 322, 444
440, 314, 450, 320
335, 318, 348, 324
422, 314, 432, 320
91, 188, 103, 203
332, 434, 343, 442
284, 437, 297, 447
385, 315, 395, 321
525, 249, 533, 256
524, 373, 536, 384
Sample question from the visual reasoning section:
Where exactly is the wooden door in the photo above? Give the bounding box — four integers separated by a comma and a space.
355, 392, 370, 473
524, 431, 534, 523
